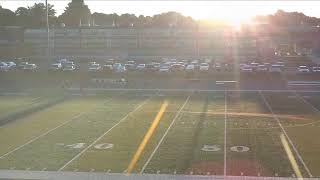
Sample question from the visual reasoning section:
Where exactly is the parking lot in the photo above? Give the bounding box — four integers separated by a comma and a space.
0, 56, 319, 75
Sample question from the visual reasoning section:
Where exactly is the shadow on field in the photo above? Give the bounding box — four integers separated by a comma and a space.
0, 97, 67, 126
181, 95, 209, 172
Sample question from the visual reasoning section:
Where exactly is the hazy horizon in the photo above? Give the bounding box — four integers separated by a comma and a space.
2, 1, 320, 26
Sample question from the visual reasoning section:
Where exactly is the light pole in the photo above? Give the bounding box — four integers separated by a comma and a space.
46, 0, 50, 63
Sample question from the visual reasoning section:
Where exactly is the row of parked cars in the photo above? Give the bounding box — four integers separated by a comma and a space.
2, 58, 320, 74
48, 59, 213, 73
0, 61, 38, 72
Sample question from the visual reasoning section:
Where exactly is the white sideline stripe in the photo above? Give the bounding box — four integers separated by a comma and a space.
224, 91, 227, 176
1, 92, 29, 96
140, 95, 191, 173
288, 84, 320, 86
0, 96, 117, 159
216, 81, 237, 83
294, 91, 320, 113
58, 97, 151, 171
288, 81, 320, 84
259, 91, 313, 178
68, 87, 320, 93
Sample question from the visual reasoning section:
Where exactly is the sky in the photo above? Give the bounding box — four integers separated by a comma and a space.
1, 0, 320, 26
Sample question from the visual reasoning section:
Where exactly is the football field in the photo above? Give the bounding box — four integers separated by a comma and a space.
0, 90, 320, 178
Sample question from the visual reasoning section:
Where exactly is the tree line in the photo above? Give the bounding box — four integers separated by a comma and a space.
0, 0, 319, 28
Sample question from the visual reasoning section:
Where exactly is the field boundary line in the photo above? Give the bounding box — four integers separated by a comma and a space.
259, 91, 313, 178
0, 95, 119, 160
224, 91, 227, 176
140, 95, 191, 173
58, 97, 152, 171
294, 91, 320, 113
68, 87, 320, 93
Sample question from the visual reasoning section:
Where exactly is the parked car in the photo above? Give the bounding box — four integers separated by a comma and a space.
297, 66, 310, 73
5, 61, 16, 70
0, 62, 8, 71
269, 64, 282, 73
113, 63, 126, 73
250, 62, 259, 71
214, 63, 222, 71
240, 64, 253, 73
103, 64, 113, 73
159, 65, 170, 73
191, 61, 200, 71
136, 64, 146, 71
256, 64, 268, 72
145, 64, 156, 72
312, 66, 320, 73
23, 63, 37, 72
62, 61, 75, 67
18, 62, 28, 69
56, 58, 69, 64
62, 65, 76, 72
185, 64, 195, 73
88, 61, 97, 66
199, 63, 209, 72
124, 64, 136, 71
49, 63, 62, 71
88, 63, 102, 72
223, 63, 233, 72
170, 63, 185, 73
152, 62, 161, 71
105, 59, 114, 66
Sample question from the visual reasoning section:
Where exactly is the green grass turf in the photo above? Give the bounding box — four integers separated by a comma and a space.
0, 91, 320, 178
0, 95, 45, 120
262, 92, 320, 177
0, 95, 109, 157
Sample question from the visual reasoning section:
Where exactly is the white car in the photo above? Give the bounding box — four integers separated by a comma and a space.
269, 64, 282, 73
199, 63, 209, 72
18, 62, 28, 69
214, 63, 222, 71
136, 64, 146, 71
49, 63, 62, 71
57, 58, 69, 64
5, 61, 16, 69
256, 64, 268, 72
312, 66, 320, 73
0, 62, 9, 71
159, 65, 170, 73
88, 63, 102, 72
185, 64, 195, 72
88, 61, 97, 66
113, 64, 126, 73
240, 64, 253, 73
62, 65, 76, 72
23, 63, 37, 72
297, 66, 310, 73
62, 61, 75, 67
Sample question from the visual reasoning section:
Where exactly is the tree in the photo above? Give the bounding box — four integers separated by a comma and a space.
0, 6, 15, 26
59, 0, 91, 26
13, 3, 57, 28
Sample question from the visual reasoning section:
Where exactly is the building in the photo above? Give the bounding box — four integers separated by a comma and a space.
24, 26, 254, 59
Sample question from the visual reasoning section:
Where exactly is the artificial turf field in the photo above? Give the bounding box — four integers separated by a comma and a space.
0, 90, 320, 178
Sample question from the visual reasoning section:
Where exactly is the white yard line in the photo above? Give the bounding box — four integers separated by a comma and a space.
0, 112, 84, 160
294, 91, 320, 113
58, 97, 151, 171
140, 95, 191, 174
0, 96, 117, 160
259, 91, 313, 178
224, 91, 227, 176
